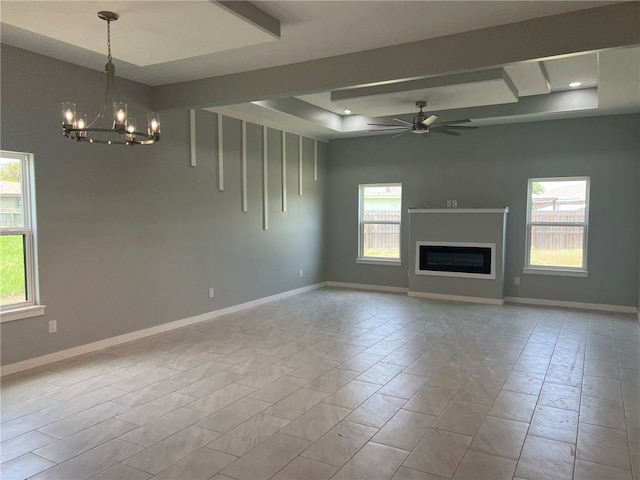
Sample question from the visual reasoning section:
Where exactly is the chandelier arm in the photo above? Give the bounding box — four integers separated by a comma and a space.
86, 75, 110, 129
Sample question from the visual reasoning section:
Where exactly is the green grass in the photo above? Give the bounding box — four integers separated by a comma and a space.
530, 248, 583, 268
0, 235, 26, 305
363, 248, 400, 259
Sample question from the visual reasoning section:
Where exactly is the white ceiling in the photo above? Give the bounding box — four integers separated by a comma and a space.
2, 2, 280, 67
1, 1, 638, 139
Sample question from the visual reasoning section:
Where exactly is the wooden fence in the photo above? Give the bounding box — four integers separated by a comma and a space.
363, 210, 401, 250
0, 211, 22, 228
362, 210, 586, 251
530, 211, 584, 250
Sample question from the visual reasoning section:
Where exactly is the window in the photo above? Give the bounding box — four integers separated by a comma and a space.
0, 150, 44, 320
525, 177, 589, 276
357, 183, 402, 264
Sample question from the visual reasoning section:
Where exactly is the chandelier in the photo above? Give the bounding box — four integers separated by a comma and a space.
61, 11, 160, 145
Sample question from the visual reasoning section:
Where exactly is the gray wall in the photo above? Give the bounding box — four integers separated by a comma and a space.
326, 114, 640, 308
0, 45, 327, 365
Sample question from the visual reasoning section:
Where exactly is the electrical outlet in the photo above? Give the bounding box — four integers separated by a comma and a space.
446, 200, 452, 208
299, 270, 303, 278
48, 320, 57, 334
452, 200, 458, 207
208, 288, 214, 298
514, 277, 520, 286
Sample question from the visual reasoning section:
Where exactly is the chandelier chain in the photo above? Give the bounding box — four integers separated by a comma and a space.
106, 19, 112, 64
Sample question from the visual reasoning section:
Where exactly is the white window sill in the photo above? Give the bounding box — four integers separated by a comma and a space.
523, 267, 588, 278
0, 304, 46, 323
356, 258, 402, 266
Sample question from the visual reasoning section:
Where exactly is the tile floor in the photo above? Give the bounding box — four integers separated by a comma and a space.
1, 288, 639, 480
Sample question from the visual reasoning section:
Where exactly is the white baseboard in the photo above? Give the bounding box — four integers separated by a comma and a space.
407, 291, 505, 305
327, 283, 637, 315
326, 281, 408, 294
0, 283, 326, 377
505, 296, 638, 314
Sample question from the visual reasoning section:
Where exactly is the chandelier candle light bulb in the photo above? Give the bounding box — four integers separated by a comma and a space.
62, 103, 76, 128
61, 11, 160, 146
148, 113, 160, 136
76, 113, 88, 138
113, 103, 127, 130
126, 118, 136, 143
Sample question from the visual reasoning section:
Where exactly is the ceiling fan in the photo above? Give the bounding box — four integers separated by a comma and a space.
368, 101, 478, 138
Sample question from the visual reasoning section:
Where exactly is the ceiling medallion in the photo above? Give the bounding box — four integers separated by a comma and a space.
61, 11, 160, 146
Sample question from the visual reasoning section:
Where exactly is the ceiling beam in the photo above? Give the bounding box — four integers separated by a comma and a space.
153, 2, 640, 112
216, 1, 280, 39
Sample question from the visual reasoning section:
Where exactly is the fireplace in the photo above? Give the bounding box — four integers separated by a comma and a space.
416, 242, 495, 279
408, 208, 508, 303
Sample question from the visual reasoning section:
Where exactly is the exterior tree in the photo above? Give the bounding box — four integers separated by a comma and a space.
0, 161, 20, 182
532, 182, 545, 195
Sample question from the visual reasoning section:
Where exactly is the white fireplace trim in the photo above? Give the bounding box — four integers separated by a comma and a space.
415, 241, 496, 280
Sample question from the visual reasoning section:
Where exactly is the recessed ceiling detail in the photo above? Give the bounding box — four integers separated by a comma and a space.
330, 69, 519, 117
0, 1, 280, 67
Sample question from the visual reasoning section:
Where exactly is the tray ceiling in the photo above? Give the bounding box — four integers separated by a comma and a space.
1, 1, 638, 139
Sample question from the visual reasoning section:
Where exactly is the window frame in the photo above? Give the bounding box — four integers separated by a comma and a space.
356, 183, 402, 266
524, 176, 590, 277
0, 150, 44, 322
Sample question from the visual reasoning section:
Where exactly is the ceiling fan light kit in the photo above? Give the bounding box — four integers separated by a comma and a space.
368, 100, 478, 138
61, 11, 161, 146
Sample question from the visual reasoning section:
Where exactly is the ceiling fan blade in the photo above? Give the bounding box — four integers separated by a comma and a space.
390, 117, 413, 125
432, 125, 478, 130
391, 129, 412, 138
435, 118, 472, 126
367, 129, 408, 134
367, 123, 408, 128
432, 128, 461, 136
421, 114, 439, 126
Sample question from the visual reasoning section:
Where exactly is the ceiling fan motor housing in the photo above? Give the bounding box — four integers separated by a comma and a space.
412, 113, 429, 133
414, 113, 427, 125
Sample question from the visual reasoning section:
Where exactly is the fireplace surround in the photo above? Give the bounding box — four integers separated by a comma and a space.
408, 208, 509, 304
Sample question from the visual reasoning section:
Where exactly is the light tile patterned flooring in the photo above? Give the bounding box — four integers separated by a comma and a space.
1, 288, 639, 480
